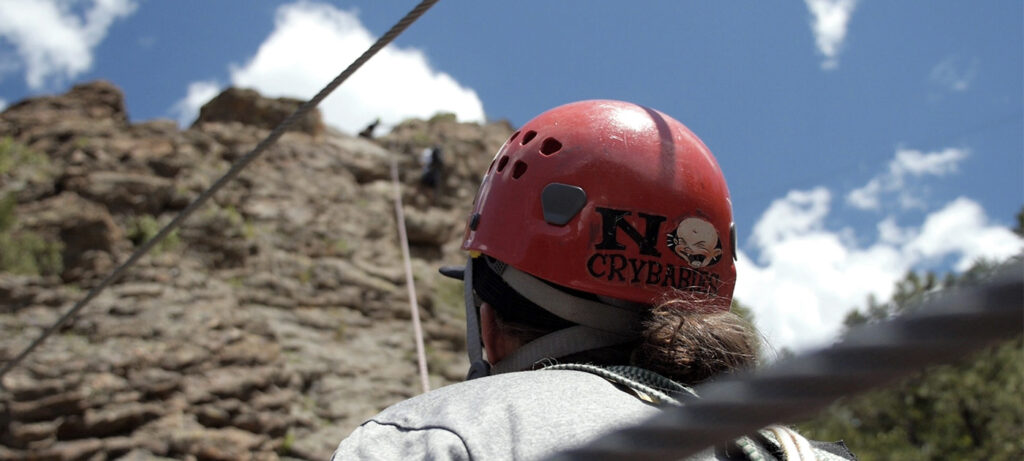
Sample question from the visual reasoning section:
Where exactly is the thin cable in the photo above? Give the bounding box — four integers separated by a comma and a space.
547, 260, 1023, 461
390, 156, 431, 394
0, 0, 442, 387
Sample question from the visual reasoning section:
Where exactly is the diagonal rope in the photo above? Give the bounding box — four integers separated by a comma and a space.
547, 260, 1023, 461
0, 0, 442, 387
390, 156, 431, 393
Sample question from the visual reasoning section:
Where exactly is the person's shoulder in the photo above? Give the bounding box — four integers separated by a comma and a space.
369, 368, 655, 436
360, 369, 658, 459
380, 368, 617, 414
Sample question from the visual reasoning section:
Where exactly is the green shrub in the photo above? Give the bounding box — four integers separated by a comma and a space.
200, 204, 251, 240
331, 238, 351, 256
432, 274, 466, 321
410, 131, 433, 147
126, 214, 180, 252
0, 192, 64, 276
0, 230, 63, 276
0, 193, 14, 232
0, 136, 48, 176
279, 430, 296, 454
428, 112, 457, 124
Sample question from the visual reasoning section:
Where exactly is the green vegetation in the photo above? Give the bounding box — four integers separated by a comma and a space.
227, 275, 246, 288
410, 131, 433, 147
428, 112, 457, 124
1015, 208, 1024, 238
202, 204, 253, 240
0, 232, 63, 276
0, 192, 14, 232
0, 138, 62, 276
0, 193, 63, 276
0, 136, 49, 176
331, 238, 352, 257
730, 298, 764, 361
431, 274, 466, 321
279, 430, 296, 454
126, 214, 180, 253
298, 266, 313, 286
730, 298, 756, 324
798, 257, 1024, 460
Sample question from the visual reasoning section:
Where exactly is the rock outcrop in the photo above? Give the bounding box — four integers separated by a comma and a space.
0, 81, 514, 459
195, 88, 325, 137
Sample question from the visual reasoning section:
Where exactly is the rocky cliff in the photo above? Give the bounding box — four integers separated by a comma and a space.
0, 81, 514, 460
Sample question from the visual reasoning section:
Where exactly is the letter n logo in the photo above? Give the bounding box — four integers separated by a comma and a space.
594, 207, 665, 257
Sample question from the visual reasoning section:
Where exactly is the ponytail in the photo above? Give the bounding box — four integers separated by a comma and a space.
487, 282, 761, 385
632, 296, 760, 385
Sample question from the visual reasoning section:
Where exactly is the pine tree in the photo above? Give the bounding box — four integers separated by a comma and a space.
797, 258, 1024, 460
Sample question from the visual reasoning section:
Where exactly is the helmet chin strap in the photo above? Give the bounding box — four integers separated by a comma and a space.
488, 264, 642, 375
463, 255, 643, 379
463, 256, 491, 380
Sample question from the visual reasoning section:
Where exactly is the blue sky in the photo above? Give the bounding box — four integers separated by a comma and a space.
0, 0, 1021, 351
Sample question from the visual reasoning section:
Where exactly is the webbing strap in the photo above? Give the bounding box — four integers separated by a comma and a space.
464, 256, 490, 380
543, 363, 697, 406
499, 265, 642, 335
491, 325, 634, 375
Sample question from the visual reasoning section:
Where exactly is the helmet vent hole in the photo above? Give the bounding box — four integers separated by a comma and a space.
521, 130, 537, 145
508, 131, 520, 144
496, 155, 510, 172
511, 160, 528, 179
539, 137, 562, 155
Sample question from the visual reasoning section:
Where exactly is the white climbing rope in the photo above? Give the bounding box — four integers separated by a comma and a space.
390, 155, 431, 393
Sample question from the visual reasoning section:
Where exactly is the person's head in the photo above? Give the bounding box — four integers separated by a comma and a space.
444, 100, 757, 384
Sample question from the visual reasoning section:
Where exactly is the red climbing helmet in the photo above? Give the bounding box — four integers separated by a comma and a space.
462, 100, 736, 307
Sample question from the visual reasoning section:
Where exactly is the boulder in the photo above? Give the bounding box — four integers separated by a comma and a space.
403, 207, 457, 246
195, 87, 324, 137
18, 192, 124, 282
64, 171, 176, 214
0, 80, 127, 127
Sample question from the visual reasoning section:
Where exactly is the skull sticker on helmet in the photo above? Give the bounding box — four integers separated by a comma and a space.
666, 217, 723, 268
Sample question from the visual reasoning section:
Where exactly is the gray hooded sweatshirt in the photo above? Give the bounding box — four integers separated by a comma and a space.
332, 368, 854, 460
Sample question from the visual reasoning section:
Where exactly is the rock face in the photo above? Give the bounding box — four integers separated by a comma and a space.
196, 88, 325, 137
0, 81, 514, 459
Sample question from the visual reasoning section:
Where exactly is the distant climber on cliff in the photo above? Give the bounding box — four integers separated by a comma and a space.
358, 118, 380, 139
419, 144, 444, 201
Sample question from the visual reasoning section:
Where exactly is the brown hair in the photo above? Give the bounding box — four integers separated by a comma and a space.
632, 298, 760, 385
493, 294, 760, 386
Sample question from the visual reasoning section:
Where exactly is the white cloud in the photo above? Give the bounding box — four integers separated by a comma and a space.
736, 189, 1022, 353
846, 177, 882, 210
929, 55, 978, 92
171, 80, 221, 126
0, 98, 6, 111
740, 188, 906, 352
752, 188, 832, 251
174, 1, 485, 134
804, 0, 858, 70
892, 148, 967, 176
904, 198, 1023, 271
846, 147, 969, 211
0, 0, 137, 89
